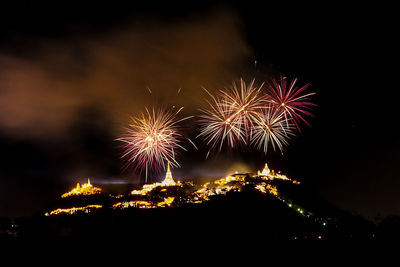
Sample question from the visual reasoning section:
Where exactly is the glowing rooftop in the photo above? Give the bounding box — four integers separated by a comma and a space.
61, 179, 102, 198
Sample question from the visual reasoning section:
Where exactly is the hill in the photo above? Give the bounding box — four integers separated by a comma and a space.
1, 164, 394, 259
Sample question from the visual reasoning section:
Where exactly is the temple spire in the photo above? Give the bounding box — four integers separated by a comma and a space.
165, 161, 173, 180
162, 161, 176, 186
258, 163, 271, 176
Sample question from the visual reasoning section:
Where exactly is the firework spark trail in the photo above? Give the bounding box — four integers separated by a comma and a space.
266, 76, 316, 131
251, 104, 294, 154
117, 107, 191, 181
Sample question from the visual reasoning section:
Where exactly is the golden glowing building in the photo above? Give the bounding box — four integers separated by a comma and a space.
131, 161, 181, 195
61, 179, 102, 198
256, 163, 291, 181
162, 161, 177, 186
257, 163, 271, 176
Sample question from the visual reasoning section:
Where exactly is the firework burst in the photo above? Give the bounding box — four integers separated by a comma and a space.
220, 79, 265, 139
251, 104, 294, 154
117, 107, 191, 180
266, 76, 316, 131
197, 79, 265, 154
197, 91, 245, 154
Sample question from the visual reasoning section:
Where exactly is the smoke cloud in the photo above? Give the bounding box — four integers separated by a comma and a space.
0, 9, 252, 139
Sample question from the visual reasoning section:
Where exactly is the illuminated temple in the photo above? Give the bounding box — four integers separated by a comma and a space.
258, 163, 271, 176
44, 179, 103, 216
256, 163, 294, 182
131, 161, 181, 195
113, 162, 179, 209
161, 162, 177, 186
61, 179, 102, 198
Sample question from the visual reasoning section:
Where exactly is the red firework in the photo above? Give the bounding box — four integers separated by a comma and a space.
266, 76, 316, 131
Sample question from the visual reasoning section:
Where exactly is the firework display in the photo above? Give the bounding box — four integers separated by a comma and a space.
119, 76, 315, 176
117, 107, 191, 179
198, 76, 315, 154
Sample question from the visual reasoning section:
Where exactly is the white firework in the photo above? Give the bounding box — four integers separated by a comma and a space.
251, 104, 294, 154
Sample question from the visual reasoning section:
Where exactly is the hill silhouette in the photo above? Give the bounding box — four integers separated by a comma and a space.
2, 180, 390, 259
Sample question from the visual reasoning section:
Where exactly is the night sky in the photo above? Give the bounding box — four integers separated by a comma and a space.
0, 1, 398, 220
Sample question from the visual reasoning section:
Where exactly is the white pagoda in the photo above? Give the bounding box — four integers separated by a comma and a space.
161, 161, 177, 186
257, 163, 271, 177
